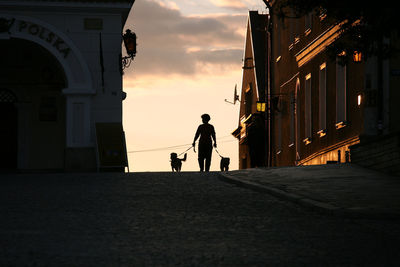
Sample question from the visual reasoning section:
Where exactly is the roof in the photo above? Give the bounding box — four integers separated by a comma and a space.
11, 0, 133, 2
249, 11, 268, 101
1, 0, 135, 26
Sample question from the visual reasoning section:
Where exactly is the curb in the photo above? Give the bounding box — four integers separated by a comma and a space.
218, 172, 400, 220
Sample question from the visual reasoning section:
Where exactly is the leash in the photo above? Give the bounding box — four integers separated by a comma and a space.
178, 145, 195, 157
179, 144, 225, 158
214, 147, 224, 158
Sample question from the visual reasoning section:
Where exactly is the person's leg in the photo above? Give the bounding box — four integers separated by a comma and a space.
198, 144, 207, 172
205, 146, 212, 172
198, 157, 204, 172
205, 156, 211, 172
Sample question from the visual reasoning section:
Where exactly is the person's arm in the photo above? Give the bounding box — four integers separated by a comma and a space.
212, 126, 217, 147
192, 126, 200, 147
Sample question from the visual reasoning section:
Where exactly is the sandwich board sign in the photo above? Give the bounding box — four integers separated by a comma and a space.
95, 123, 128, 172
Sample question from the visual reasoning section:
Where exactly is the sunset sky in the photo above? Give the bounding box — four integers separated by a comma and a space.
122, 0, 266, 172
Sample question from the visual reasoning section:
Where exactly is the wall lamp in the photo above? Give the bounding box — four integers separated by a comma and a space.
256, 101, 266, 112
120, 29, 137, 74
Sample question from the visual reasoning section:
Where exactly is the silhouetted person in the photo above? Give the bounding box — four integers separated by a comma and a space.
192, 114, 217, 172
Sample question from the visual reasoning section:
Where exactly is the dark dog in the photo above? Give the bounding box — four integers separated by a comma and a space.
220, 157, 230, 171
170, 153, 187, 172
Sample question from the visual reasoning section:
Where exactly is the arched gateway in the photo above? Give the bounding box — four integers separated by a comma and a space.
0, 0, 133, 171
1, 15, 92, 171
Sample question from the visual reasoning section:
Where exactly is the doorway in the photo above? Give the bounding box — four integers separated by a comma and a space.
0, 90, 18, 170
0, 38, 67, 170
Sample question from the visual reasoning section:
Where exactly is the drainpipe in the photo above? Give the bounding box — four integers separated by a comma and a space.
262, 0, 273, 167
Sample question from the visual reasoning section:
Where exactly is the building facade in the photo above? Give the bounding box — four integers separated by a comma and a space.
0, 0, 134, 172
270, 5, 363, 166
232, 11, 269, 169
267, 0, 400, 168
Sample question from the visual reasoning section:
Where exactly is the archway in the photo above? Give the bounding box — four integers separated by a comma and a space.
0, 38, 67, 170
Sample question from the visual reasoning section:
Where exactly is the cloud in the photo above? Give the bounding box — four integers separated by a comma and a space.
124, 0, 247, 78
192, 49, 242, 64
209, 0, 247, 10
153, 0, 180, 10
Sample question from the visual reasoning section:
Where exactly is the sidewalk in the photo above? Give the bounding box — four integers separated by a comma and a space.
219, 164, 400, 219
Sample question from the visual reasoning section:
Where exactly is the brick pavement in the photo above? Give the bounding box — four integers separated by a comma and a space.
219, 164, 400, 219
0, 171, 399, 266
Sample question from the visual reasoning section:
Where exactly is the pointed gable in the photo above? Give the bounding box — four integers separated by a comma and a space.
249, 11, 268, 101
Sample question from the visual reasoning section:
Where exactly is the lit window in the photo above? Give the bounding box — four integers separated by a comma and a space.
305, 73, 312, 139
357, 94, 362, 106
336, 56, 347, 128
319, 7, 327, 20
319, 63, 326, 135
353, 51, 362, 62
305, 12, 312, 34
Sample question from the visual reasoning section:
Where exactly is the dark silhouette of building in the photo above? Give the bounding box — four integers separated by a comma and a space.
232, 11, 268, 169
0, 0, 134, 172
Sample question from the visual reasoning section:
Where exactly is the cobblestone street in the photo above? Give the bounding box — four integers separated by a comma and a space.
1, 172, 399, 266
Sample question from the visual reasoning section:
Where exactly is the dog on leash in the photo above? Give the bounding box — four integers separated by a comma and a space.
220, 157, 230, 172
170, 153, 187, 172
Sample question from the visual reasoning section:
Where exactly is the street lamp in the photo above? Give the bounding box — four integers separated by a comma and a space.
120, 29, 137, 74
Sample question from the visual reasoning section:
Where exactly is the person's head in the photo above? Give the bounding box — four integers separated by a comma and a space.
201, 113, 211, 123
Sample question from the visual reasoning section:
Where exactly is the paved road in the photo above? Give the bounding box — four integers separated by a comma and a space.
0, 172, 399, 266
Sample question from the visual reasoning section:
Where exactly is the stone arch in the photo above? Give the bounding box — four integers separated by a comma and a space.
0, 14, 93, 93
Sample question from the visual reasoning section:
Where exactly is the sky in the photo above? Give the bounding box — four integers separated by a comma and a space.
122, 0, 267, 172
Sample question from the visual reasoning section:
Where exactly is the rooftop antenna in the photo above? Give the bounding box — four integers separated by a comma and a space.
225, 84, 240, 105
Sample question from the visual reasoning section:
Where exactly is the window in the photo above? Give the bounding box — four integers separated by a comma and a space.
304, 74, 312, 141
277, 107, 282, 153
289, 19, 294, 49
276, 19, 281, 62
295, 78, 301, 154
305, 12, 312, 35
245, 83, 253, 116
240, 116, 247, 139
336, 57, 347, 128
294, 18, 300, 44
289, 92, 295, 146
319, 7, 327, 20
243, 57, 253, 69
318, 63, 326, 136
288, 16, 299, 49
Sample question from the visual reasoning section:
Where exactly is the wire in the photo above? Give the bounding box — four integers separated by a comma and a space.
127, 136, 237, 154
127, 143, 192, 153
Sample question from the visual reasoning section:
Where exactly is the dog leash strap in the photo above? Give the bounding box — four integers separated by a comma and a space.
178, 146, 193, 157
214, 147, 223, 158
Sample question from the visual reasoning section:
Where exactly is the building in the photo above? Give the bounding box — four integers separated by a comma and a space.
0, 0, 134, 172
232, 11, 269, 169
267, 0, 400, 171
270, 5, 363, 166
